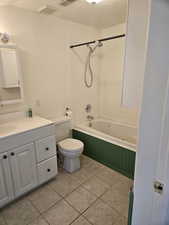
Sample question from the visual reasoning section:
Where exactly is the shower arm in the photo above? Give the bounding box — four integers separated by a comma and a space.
70, 34, 125, 49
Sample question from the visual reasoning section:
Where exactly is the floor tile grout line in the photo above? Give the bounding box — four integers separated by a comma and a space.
2, 198, 41, 225
97, 195, 127, 218
36, 165, 112, 201
65, 183, 99, 200
1, 156, 129, 225
27, 198, 43, 215
80, 214, 95, 225
40, 213, 51, 225
30, 161, 126, 222
25, 214, 50, 225
49, 175, 127, 225
64, 193, 100, 224
81, 178, 112, 198
49, 169, 100, 199
39, 197, 64, 215
39, 187, 97, 217
69, 213, 94, 225
68, 214, 82, 225
81, 197, 124, 225
65, 197, 98, 225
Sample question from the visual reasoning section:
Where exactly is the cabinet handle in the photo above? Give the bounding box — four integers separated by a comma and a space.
47, 168, 51, 172
3, 155, 7, 159
11, 152, 15, 156
45, 147, 49, 151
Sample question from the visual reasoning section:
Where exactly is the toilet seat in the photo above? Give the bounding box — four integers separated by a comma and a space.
58, 138, 84, 152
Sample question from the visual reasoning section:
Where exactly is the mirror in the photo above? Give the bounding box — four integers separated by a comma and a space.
0, 45, 24, 105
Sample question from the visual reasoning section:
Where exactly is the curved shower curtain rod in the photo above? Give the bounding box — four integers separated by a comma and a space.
70, 34, 125, 49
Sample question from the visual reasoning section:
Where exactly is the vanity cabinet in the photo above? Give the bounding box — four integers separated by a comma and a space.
0, 120, 57, 208
0, 153, 14, 207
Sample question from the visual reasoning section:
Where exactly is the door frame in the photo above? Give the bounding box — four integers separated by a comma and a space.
132, 0, 169, 224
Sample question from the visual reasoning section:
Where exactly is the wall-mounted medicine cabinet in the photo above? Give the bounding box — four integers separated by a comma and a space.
0, 45, 24, 105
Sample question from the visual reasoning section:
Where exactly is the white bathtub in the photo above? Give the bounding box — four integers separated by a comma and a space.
75, 119, 137, 152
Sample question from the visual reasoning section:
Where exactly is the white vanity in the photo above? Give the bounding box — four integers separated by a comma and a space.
0, 116, 57, 208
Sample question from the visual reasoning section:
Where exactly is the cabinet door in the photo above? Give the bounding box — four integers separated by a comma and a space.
0, 153, 13, 207
10, 143, 37, 198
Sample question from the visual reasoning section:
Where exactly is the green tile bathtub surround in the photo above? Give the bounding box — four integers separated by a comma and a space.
72, 129, 136, 179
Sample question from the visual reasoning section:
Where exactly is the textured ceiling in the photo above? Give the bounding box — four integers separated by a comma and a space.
0, 0, 127, 29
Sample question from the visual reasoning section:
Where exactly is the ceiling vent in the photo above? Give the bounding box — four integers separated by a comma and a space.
60, 0, 78, 7
38, 5, 57, 15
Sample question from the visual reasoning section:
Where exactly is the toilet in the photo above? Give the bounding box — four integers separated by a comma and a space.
49, 117, 84, 173
58, 138, 84, 173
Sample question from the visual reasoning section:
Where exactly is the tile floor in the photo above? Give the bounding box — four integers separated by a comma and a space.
0, 155, 133, 225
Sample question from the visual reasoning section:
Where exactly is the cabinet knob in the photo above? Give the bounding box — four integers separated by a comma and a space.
11, 152, 15, 156
45, 147, 49, 151
3, 155, 7, 159
47, 168, 51, 172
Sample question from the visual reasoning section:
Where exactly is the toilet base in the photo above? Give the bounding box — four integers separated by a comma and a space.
63, 157, 80, 173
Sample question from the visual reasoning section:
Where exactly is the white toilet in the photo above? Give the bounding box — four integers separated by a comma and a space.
49, 117, 84, 173
58, 138, 84, 173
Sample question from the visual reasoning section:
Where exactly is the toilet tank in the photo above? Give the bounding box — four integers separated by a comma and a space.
51, 118, 72, 142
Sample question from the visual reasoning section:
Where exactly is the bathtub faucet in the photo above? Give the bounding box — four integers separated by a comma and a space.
87, 115, 94, 121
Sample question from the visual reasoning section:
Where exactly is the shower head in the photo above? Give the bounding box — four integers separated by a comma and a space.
87, 41, 103, 51
93, 41, 103, 52
97, 41, 103, 47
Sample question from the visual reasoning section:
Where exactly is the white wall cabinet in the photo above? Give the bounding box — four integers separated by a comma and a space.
0, 47, 20, 88
0, 124, 57, 208
0, 153, 14, 207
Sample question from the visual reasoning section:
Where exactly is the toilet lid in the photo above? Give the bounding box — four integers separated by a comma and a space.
58, 138, 84, 151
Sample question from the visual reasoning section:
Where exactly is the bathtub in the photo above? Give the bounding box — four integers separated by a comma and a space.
73, 119, 137, 179
76, 119, 137, 151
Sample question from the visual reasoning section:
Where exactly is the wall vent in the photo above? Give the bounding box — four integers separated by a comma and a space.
38, 5, 57, 15
60, 0, 78, 7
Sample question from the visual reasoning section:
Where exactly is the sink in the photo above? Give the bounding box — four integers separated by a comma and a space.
0, 116, 53, 139
0, 124, 17, 137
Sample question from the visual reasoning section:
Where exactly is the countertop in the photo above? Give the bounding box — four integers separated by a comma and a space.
0, 116, 53, 139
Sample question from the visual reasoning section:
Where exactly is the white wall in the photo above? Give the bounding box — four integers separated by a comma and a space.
0, 6, 138, 127
0, 6, 99, 122
98, 24, 138, 126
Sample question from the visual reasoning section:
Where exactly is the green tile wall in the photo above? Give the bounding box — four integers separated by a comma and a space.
73, 129, 136, 179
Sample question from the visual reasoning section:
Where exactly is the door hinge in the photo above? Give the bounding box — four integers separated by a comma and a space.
154, 181, 164, 194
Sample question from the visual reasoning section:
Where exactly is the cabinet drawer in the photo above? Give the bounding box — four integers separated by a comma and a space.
37, 156, 57, 185
36, 136, 56, 162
